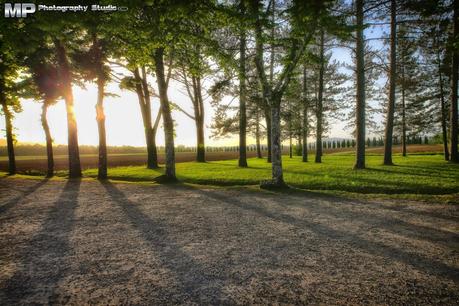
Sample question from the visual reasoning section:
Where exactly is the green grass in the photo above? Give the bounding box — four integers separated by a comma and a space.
79, 154, 459, 202
3, 153, 458, 203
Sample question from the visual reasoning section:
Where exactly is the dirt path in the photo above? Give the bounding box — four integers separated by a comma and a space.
0, 178, 458, 305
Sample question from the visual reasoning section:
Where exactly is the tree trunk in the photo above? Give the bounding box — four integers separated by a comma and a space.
141, 66, 159, 169
196, 117, 205, 162
315, 30, 325, 163
238, 18, 248, 167
383, 0, 397, 165
438, 57, 450, 161
450, 0, 458, 162
133, 68, 158, 169
302, 66, 308, 162
154, 48, 176, 180
255, 106, 262, 158
151, 110, 161, 164
1, 101, 16, 175
264, 106, 272, 162
354, 0, 366, 169
266, 0, 275, 164
55, 39, 81, 178
96, 77, 107, 180
194, 76, 206, 162
401, 64, 407, 157
41, 102, 54, 177
270, 103, 285, 186
288, 99, 293, 159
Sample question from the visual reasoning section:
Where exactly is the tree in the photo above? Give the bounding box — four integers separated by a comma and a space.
174, 62, 207, 163
251, 0, 322, 188
383, 0, 397, 165
451, 0, 458, 162
29, 62, 61, 178
302, 65, 309, 162
73, 17, 113, 179
0, 18, 22, 175
315, 30, 326, 163
354, 0, 367, 169
238, 0, 248, 167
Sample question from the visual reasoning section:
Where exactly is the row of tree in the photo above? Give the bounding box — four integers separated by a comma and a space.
0, 0, 457, 188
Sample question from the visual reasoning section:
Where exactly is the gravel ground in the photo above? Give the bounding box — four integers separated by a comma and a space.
0, 178, 458, 305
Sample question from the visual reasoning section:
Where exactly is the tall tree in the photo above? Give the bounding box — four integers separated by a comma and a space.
238, 0, 248, 167
30, 63, 61, 177
383, 0, 397, 165
302, 65, 309, 162
354, 0, 366, 169
54, 38, 82, 178
451, 0, 458, 162
0, 19, 21, 175
74, 25, 112, 179
315, 29, 325, 163
251, 0, 322, 187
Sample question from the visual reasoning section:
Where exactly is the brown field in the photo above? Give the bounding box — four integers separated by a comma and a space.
0, 151, 263, 173
0, 144, 444, 173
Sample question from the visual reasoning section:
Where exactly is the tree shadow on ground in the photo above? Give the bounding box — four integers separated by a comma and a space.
266, 189, 459, 246
364, 167, 453, 179
0, 178, 49, 214
101, 181, 227, 304
192, 187, 459, 282
1, 179, 80, 304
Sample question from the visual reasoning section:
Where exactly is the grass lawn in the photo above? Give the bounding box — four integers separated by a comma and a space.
2, 153, 457, 203
76, 153, 458, 203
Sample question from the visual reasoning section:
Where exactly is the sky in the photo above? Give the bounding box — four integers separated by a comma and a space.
0, 17, 388, 148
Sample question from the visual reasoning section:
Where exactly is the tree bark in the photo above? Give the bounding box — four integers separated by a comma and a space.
401, 63, 407, 157
239, 12, 248, 167
255, 106, 262, 158
96, 77, 107, 179
450, 0, 458, 162
93, 35, 108, 180
41, 102, 54, 177
383, 0, 397, 165
302, 66, 308, 162
1, 100, 16, 175
154, 48, 176, 180
194, 76, 205, 162
264, 106, 272, 162
438, 55, 450, 161
55, 39, 81, 178
270, 103, 285, 186
315, 30, 325, 163
354, 0, 366, 169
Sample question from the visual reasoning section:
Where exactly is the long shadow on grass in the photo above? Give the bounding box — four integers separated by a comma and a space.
193, 188, 459, 282
1, 179, 80, 304
101, 181, 226, 304
0, 178, 49, 214
365, 167, 453, 180
396, 164, 459, 174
